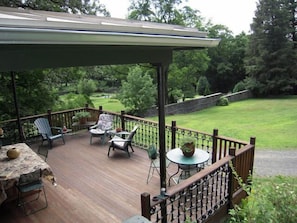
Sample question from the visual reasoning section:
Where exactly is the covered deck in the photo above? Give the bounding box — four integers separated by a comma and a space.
0, 131, 163, 222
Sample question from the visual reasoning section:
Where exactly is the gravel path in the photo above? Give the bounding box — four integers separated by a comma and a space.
253, 149, 297, 177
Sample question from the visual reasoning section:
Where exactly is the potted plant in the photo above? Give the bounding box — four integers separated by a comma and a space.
180, 136, 196, 157
72, 111, 91, 124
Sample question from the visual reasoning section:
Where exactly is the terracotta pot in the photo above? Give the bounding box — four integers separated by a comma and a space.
79, 118, 87, 124
7, 147, 20, 159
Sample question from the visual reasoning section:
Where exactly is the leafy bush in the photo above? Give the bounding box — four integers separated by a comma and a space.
117, 65, 156, 115
227, 176, 297, 223
72, 111, 91, 122
197, 75, 211, 96
54, 93, 94, 111
77, 79, 97, 96
216, 97, 229, 106
233, 81, 246, 93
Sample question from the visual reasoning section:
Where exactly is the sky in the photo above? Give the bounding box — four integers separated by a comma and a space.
100, 0, 258, 35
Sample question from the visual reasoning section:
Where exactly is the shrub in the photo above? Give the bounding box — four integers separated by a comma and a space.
233, 81, 246, 93
77, 79, 97, 96
227, 176, 297, 223
216, 97, 229, 106
197, 75, 211, 96
72, 111, 91, 122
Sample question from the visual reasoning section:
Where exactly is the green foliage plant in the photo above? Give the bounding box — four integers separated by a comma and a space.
180, 136, 196, 153
117, 65, 156, 115
227, 176, 297, 223
233, 81, 246, 93
197, 75, 211, 96
55, 93, 94, 111
72, 111, 91, 122
216, 97, 229, 106
77, 79, 97, 96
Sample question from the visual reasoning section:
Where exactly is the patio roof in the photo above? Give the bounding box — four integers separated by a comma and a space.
0, 6, 220, 191
0, 6, 220, 71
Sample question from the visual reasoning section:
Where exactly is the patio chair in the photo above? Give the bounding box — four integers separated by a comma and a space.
15, 169, 48, 215
108, 126, 138, 157
89, 114, 113, 144
34, 118, 65, 149
146, 145, 171, 184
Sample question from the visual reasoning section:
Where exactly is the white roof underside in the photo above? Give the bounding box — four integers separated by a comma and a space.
0, 7, 219, 47
0, 7, 220, 71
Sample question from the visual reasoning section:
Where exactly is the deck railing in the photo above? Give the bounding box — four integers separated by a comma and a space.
0, 105, 249, 165
0, 106, 255, 222
141, 140, 256, 223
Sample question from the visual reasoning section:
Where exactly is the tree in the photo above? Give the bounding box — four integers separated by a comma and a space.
197, 76, 211, 96
77, 79, 97, 96
117, 65, 156, 115
0, 0, 110, 16
129, 0, 210, 102
0, 0, 110, 118
0, 71, 58, 118
245, 0, 297, 96
205, 25, 249, 93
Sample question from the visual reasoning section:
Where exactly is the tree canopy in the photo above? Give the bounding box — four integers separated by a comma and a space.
117, 65, 157, 115
245, 0, 297, 96
0, 0, 110, 16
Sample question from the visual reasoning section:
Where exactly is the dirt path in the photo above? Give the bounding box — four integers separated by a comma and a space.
253, 149, 297, 177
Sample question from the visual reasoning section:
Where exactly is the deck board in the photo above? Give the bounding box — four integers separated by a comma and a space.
0, 132, 162, 223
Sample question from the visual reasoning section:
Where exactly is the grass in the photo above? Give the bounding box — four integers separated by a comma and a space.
90, 93, 125, 113
91, 95, 297, 149
149, 96, 297, 149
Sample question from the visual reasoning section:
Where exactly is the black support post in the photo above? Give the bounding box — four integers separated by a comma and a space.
11, 71, 25, 142
156, 63, 168, 223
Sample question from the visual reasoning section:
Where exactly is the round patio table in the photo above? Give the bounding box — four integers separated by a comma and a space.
166, 148, 210, 185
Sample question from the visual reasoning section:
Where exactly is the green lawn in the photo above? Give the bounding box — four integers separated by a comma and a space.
90, 93, 125, 113
156, 96, 297, 149
91, 95, 297, 149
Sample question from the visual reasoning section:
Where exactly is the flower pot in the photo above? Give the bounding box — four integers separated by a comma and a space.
79, 117, 87, 124
181, 142, 195, 157
7, 147, 20, 159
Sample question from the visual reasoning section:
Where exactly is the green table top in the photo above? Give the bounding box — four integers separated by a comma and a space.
166, 148, 210, 165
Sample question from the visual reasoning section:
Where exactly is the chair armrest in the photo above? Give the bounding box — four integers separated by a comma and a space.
89, 124, 99, 129
110, 139, 131, 142
52, 127, 62, 131
52, 127, 65, 135
109, 135, 131, 142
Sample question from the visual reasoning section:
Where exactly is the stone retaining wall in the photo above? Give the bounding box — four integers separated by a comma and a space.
144, 90, 252, 117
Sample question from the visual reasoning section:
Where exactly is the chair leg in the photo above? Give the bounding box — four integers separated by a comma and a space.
48, 139, 52, 149
90, 135, 93, 145
107, 145, 112, 157
146, 164, 153, 184
130, 145, 134, 153
18, 186, 48, 215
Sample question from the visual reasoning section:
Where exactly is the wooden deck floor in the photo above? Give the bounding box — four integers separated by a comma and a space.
0, 132, 163, 223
